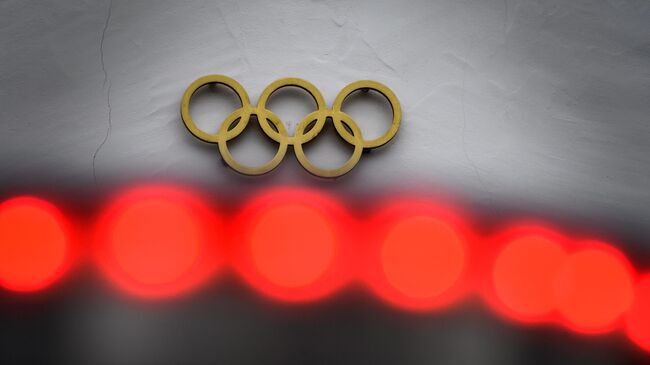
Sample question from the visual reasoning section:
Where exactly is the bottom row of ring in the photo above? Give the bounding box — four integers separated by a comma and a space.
0, 185, 649, 354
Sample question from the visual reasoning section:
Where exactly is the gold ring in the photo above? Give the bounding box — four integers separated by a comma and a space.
180, 75, 401, 178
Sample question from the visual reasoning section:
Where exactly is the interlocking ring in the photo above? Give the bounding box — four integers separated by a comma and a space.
180, 75, 401, 178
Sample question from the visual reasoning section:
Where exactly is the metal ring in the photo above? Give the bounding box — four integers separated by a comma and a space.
217, 111, 289, 176
180, 75, 251, 143
180, 75, 401, 177
293, 112, 364, 178
331, 80, 401, 149
256, 77, 327, 145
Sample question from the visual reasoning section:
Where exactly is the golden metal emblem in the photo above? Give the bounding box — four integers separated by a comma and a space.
180, 75, 401, 178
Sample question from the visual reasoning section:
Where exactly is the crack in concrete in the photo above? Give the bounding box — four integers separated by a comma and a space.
92, 0, 113, 190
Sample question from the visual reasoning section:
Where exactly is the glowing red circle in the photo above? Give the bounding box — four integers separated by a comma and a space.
492, 232, 568, 322
555, 242, 635, 334
0, 197, 71, 292
231, 188, 351, 303
625, 274, 650, 353
382, 217, 465, 298
251, 203, 336, 288
363, 199, 472, 311
94, 185, 222, 299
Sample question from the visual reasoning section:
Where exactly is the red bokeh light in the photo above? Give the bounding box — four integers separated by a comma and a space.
362, 199, 473, 311
0, 197, 73, 292
483, 224, 568, 324
229, 188, 353, 303
93, 185, 223, 299
2, 186, 650, 356
555, 241, 635, 334
625, 274, 650, 353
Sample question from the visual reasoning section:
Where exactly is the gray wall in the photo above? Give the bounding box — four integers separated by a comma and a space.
1, 0, 650, 364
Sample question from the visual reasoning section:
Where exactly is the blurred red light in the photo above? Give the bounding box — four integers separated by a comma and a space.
555, 242, 635, 334
363, 199, 472, 311
2, 186, 650, 356
0, 197, 72, 292
487, 225, 568, 323
382, 217, 465, 298
93, 185, 222, 299
230, 188, 352, 303
625, 274, 650, 353
251, 204, 335, 288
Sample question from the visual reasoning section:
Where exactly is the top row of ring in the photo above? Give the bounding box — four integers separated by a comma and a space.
180, 75, 401, 178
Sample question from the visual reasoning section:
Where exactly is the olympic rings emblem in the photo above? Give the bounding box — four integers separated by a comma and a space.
180, 75, 401, 178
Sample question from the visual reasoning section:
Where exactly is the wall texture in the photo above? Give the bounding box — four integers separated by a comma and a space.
1, 0, 649, 364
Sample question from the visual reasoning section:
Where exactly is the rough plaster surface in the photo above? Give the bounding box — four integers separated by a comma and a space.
2, 0, 649, 239
1, 1, 650, 363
